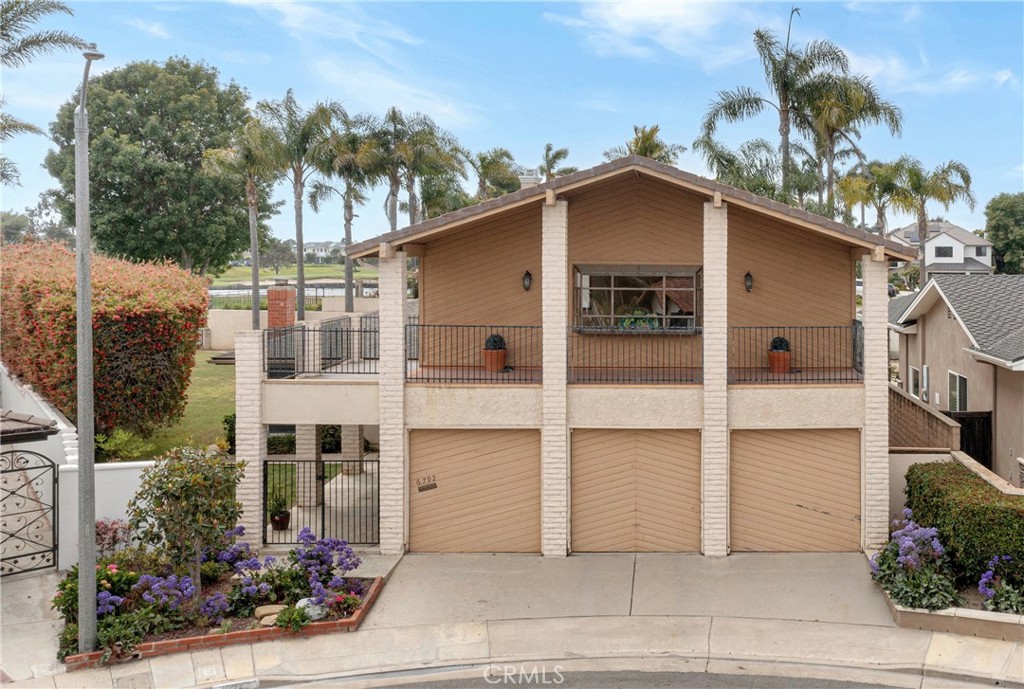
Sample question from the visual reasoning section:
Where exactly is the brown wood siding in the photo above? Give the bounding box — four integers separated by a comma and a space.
409, 429, 541, 552
571, 429, 701, 552
730, 429, 861, 552
727, 206, 855, 327
568, 333, 702, 371
419, 205, 542, 367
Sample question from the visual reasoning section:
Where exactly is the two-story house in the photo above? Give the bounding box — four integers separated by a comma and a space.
234, 156, 913, 558
890, 220, 993, 276
890, 274, 1024, 483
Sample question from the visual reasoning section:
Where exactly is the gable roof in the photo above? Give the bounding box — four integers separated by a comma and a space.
350, 156, 915, 260
888, 293, 917, 325
895, 274, 1024, 366
891, 220, 990, 247
926, 258, 992, 273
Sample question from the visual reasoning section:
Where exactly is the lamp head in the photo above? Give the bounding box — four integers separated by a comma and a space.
82, 43, 104, 61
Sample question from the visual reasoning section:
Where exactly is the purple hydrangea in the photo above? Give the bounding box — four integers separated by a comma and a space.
293, 528, 361, 580
96, 590, 125, 615
199, 592, 231, 623
132, 574, 195, 610
888, 518, 943, 571
979, 555, 1012, 600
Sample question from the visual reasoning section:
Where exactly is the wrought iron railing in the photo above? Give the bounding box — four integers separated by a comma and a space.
209, 293, 322, 311
567, 326, 704, 383
263, 324, 378, 377
405, 324, 542, 383
728, 325, 863, 384
263, 457, 379, 546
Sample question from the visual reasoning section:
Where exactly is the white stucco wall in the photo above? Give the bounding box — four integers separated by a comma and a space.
728, 386, 865, 428
406, 386, 542, 427
1, 364, 78, 465
568, 387, 702, 428
262, 379, 380, 425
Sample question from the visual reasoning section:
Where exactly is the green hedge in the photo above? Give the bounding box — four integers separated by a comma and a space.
905, 461, 1024, 584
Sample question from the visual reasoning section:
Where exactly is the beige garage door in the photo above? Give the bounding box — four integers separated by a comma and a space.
572, 429, 701, 552
730, 429, 861, 552
409, 429, 540, 552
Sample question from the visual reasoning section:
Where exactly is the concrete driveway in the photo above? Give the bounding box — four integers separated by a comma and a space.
361, 552, 895, 630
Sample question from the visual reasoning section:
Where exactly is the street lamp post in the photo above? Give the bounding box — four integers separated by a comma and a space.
75, 42, 104, 654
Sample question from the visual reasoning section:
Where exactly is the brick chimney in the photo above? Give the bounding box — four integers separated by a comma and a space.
267, 279, 295, 328
518, 168, 542, 189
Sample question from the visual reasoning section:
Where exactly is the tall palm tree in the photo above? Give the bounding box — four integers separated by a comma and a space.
257, 90, 333, 320
1, 0, 87, 185
802, 74, 902, 213
470, 147, 519, 201
205, 118, 281, 329
400, 117, 462, 226
604, 124, 685, 165
309, 107, 377, 313
539, 143, 577, 181
836, 159, 906, 233
890, 157, 975, 285
698, 7, 848, 197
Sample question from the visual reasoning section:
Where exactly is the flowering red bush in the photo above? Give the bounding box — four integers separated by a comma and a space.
1, 243, 208, 436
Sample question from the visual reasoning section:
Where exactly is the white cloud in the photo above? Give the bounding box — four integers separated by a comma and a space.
543, 2, 757, 70
846, 49, 1017, 95
123, 19, 170, 39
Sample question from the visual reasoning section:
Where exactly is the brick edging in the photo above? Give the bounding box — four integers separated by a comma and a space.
64, 576, 385, 671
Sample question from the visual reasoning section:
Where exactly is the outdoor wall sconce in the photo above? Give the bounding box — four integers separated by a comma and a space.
744, 271, 754, 292
523, 270, 532, 291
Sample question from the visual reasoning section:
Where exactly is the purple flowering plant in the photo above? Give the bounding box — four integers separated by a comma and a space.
870, 509, 963, 611
978, 555, 1023, 614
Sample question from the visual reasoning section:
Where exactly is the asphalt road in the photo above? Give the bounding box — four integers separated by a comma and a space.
287, 671, 904, 689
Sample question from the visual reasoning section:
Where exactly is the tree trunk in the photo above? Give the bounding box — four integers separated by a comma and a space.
779, 100, 791, 198
406, 174, 419, 226
917, 202, 928, 286
343, 189, 354, 314
293, 172, 306, 321
247, 178, 261, 330
387, 176, 399, 233
180, 248, 193, 274
875, 204, 886, 235
825, 144, 836, 215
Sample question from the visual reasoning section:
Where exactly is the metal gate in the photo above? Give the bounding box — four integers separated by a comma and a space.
944, 410, 993, 470
1, 450, 58, 576
262, 457, 379, 546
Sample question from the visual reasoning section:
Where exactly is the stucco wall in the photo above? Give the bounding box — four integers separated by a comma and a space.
568, 386, 702, 428
406, 386, 542, 427
1, 364, 78, 465
994, 367, 1024, 484
262, 379, 380, 425
919, 298, 995, 411
728, 386, 865, 428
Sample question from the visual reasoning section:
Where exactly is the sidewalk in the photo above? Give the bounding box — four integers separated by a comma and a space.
2, 554, 1021, 689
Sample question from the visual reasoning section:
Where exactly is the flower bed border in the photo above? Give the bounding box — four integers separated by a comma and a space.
63, 576, 384, 671
877, 583, 1024, 642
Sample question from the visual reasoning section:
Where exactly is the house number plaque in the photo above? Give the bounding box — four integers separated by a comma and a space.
416, 475, 437, 492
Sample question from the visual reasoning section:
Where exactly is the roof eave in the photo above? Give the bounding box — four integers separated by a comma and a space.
967, 349, 1024, 371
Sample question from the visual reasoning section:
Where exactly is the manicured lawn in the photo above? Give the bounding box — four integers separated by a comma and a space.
148, 354, 235, 456
211, 264, 378, 286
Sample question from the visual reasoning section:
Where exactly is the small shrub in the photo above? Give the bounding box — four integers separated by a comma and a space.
905, 461, 1024, 583
267, 434, 296, 454
769, 336, 790, 352
95, 429, 155, 463
871, 509, 963, 611
483, 333, 505, 350
320, 425, 341, 453
95, 519, 132, 558
979, 556, 1024, 614
222, 414, 236, 455
273, 605, 310, 632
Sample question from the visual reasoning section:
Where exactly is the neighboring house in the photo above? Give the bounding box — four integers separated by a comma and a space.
234, 156, 913, 558
889, 274, 1024, 483
889, 220, 993, 276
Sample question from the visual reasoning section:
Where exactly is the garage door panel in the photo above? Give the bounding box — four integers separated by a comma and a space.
731, 429, 860, 552
572, 429, 701, 553
410, 429, 540, 552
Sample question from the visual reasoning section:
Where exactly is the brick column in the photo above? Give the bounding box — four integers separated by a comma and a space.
542, 198, 569, 557
341, 424, 364, 475
861, 251, 890, 550
702, 200, 729, 557
267, 281, 295, 328
294, 425, 322, 507
377, 250, 407, 555
234, 330, 267, 544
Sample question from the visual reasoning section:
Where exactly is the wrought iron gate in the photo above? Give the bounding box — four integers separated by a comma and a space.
1, 450, 58, 576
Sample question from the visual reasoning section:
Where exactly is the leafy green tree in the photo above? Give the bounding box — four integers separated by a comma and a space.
401, 116, 462, 225
984, 192, 1024, 274
45, 58, 265, 276
1, 0, 87, 185
539, 143, 577, 181
26, 189, 74, 246
127, 446, 244, 601
264, 236, 296, 274
471, 147, 520, 201
604, 124, 685, 165
257, 90, 333, 320
205, 118, 282, 329
309, 107, 377, 312
891, 157, 976, 284
698, 7, 847, 196
1, 210, 32, 243
836, 159, 907, 233
420, 165, 473, 219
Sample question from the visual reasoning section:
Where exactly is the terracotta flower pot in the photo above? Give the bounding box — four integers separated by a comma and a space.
768, 350, 791, 374
482, 348, 507, 372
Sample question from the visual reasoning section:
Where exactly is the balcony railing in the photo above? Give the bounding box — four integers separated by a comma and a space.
405, 324, 542, 383
568, 327, 703, 383
728, 325, 863, 384
263, 323, 378, 378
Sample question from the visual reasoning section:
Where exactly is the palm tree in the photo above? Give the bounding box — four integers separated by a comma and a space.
539, 143, 577, 181
309, 107, 377, 313
257, 90, 333, 321
802, 74, 902, 213
836, 159, 906, 233
204, 119, 281, 329
1, 0, 87, 185
470, 147, 520, 201
400, 117, 463, 226
698, 7, 848, 197
604, 124, 686, 165
890, 157, 975, 285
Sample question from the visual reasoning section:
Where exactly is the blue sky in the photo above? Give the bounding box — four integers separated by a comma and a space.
4, 1, 1022, 246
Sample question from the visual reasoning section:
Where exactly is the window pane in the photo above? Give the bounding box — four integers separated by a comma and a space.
976, 246, 987, 257
959, 375, 968, 410
948, 372, 958, 411
583, 289, 612, 315
935, 246, 953, 258
588, 275, 612, 289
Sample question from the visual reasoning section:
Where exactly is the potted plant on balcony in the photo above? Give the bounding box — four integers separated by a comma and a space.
768, 335, 791, 374
482, 333, 507, 372
267, 490, 290, 531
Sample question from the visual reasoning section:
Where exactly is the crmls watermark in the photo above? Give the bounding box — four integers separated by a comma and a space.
484, 664, 565, 685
